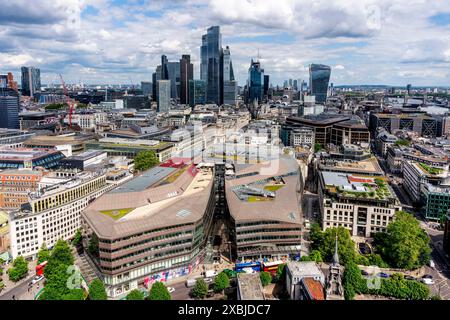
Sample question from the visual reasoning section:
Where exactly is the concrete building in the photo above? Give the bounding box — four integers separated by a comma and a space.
291, 128, 315, 147
0, 148, 65, 170
0, 170, 43, 210
225, 156, 303, 261
9, 170, 109, 259
285, 261, 325, 300
370, 113, 438, 137
0, 129, 34, 148
375, 128, 398, 157
318, 171, 402, 237
237, 273, 265, 300
82, 162, 215, 298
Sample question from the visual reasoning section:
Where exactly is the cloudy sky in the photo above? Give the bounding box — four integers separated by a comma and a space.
1, 0, 450, 87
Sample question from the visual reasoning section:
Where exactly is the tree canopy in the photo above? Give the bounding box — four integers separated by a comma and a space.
134, 150, 159, 172
88, 278, 107, 300
214, 272, 230, 293
148, 281, 171, 300
260, 271, 272, 287
374, 211, 431, 270
191, 279, 208, 299
37, 243, 50, 264
8, 256, 28, 282
126, 289, 144, 300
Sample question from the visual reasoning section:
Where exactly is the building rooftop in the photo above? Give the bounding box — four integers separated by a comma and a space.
0, 148, 60, 161
237, 273, 265, 300
63, 150, 106, 161
286, 261, 324, 278
320, 157, 383, 176
302, 277, 325, 300
110, 166, 176, 193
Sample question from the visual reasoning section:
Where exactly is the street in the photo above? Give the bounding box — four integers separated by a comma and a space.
0, 274, 39, 300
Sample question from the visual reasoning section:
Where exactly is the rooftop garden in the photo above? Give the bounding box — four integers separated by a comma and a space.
418, 162, 443, 175
263, 184, 285, 192
331, 177, 392, 200
394, 139, 411, 147
247, 196, 274, 203
100, 208, 134, 220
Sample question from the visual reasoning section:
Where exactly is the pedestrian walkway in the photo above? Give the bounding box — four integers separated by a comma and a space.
72, 248, 101, 284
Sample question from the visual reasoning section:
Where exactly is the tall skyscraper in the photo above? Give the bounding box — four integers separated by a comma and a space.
180, 55, 193, 105
141, 81, 152, 96
157, 80, 171, 113
247, 59, 264, 104
21, 66, 41, 98
189, 80, 206, 107
201, 26, 222, 104
0, 75, 7, 88
166, 61, 180, 100
293, 79, 298, 91
263, 75, 270, 97
309, 64, 331, 104
0, 96, 20, 129
152, 65, 162, 102
222, 46, 237, 105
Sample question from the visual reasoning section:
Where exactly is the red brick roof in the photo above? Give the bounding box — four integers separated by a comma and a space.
302, 277, 325, 300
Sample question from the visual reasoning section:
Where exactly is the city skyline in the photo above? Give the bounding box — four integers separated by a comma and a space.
1, 1, 450, 87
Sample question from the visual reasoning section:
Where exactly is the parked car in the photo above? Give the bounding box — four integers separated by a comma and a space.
422, 274, 433, 279
361, 270, 369, 276
30, 275, 44, 285
204, 278, 213, 284
429, 260, 436, 269
377, 272, 390, 278
404, 275, 416, 281
421, 278, 435, 285
167, 287, 175, 293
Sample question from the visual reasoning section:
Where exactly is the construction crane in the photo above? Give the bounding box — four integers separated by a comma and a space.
59, 74, 75, 128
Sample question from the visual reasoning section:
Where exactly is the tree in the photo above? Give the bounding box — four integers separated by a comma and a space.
191, 279, 208, 299
37, 243, 50, 264
88, 234, 99, 258
318, 227, 356, 265
50, 239, 74, 266
8, 256, 29, 282
72, 229, 82, 247
148, 281, 171, 300
134, 150, 159, 172
309, 223, 324, 250
88, 278, 107, 300
62, 288, 85, 300
375, 211, 431, 270
260, 271, 272, 287
126, 289, 144, 300
275, 264, 286, 283
342, 261, 367, 300
314, 143, 324, 153
214, 272, 230, 293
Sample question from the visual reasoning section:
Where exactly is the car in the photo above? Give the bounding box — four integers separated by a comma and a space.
421, 278, 435, 285
204, 277, 213, 284
361, 270, 369, 276
422, 274, 433, 279
167, 287, 175, 293
404, 275, 416, 281
30, 275, 44, 285
377, 272, 390, 278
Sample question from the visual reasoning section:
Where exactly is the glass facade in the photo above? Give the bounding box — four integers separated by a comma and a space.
157, 80, 171, 113
201, 26, 222, 104
21, 66, 41, 98
247, 60, 264, 103
189, 80, 206, 107
309, 64, 331, 104
0, 96, 19, 129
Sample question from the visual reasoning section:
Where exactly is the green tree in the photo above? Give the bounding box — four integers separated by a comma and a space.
148, 281, 171, 300
126, 289, 144, 300
314, 143, 324, 153
88, 278, 107, 300
375, 211, 431, 270
342, 261, 367, 300
191, 279, 208, 299
88, 234, 99, 258
275, 264, 286, 283
319, 227, 356, 265
8, 256, 29, 282
37, 243, 50, 264
62, 288, 85, 300
72, 229, 82, 246
134, 150, 159, 172
309, 223, 324, 250
214, 272, 230, 293
260, 271, 272, 287
50, 239, 74, 266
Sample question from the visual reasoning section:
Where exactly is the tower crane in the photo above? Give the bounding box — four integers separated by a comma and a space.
59, 74, 75, 128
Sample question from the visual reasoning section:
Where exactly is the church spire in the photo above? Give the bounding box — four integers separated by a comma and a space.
333, 232, 339, 265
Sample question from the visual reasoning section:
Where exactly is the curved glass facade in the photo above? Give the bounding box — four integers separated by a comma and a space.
309, 64, 331, 104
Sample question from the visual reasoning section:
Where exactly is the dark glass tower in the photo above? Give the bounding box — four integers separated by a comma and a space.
189, 80, 206, 107
200, 26, 222, 104
21, 66, 41, 98
180, 55, 193, 105
0, 96, 19, 129
247, 59, 264, 104
309, 64, 331, 104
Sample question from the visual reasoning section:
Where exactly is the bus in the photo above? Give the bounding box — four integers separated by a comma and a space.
36, 261, 48, 276
235, 261, 261, 272
262, 260, 284, 274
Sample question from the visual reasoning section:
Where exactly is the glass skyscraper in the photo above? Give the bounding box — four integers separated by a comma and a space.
21, 66, 41, 98
0, 96, 20, 129
201, 26, 222, 104
309, 64, 331, 104
222, 46, 236, 105
180, 55, 193, 105
189, 80, 206, 107
247, 59, 264, 104
157, 80, 171, 113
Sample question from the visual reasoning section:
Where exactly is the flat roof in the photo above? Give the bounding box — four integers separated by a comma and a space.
237, 273, 265, 300
110, 166, 176, 194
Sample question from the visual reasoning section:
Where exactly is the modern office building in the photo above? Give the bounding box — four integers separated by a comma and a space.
422, 184, 450, 221
157, 80, 171, 113
141, 82, 152, 97
247, 60, 264, 104
225, 156, 303, 261
0, 148, 65, 170
369, 113, 438, 137
444, 213, 450, 255
166, 61, 181, 100
21, 66, 41, 98
309, 64, 331, 104
152, 65, 162, 102
189, 80, 206, 107
81, 162, 215, 298
263, 75, 270, 97
0, 96, 20, 129
222, 46, 237, 105
201, 26, 222, 104
180, 55, 193, 105
0, 129, 34, 148
9, 170, 109, 259
318, 171, 402, 237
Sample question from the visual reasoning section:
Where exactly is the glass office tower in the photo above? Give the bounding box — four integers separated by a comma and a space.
189, 80, 206, 107
180, 55, 194, 105
309, 64, 331, 104
222, 46, 237, 105
21, 66, 41, 98
247, 59, 264, 104
157, 80, 171, 113
201, 26, 222, 104
0, 96, 20, 129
